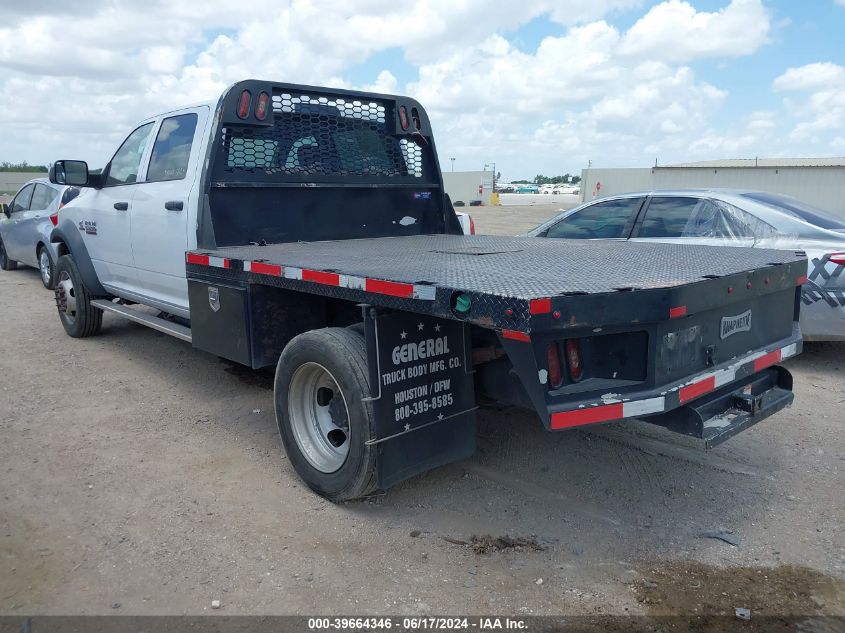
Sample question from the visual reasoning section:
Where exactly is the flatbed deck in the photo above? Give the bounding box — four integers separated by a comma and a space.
187, 235, 806, 332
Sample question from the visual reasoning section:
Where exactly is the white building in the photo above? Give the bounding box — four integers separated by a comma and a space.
581, 158, 845, 219
442, 170, 494, 206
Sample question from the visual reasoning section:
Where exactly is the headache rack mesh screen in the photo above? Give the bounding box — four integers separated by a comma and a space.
220, 90, 425, 180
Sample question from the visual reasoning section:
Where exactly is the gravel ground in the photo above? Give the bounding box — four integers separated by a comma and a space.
1, 204, 843, 618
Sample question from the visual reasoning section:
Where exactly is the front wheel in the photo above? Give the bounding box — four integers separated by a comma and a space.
274, 328, 377, 502
38, 247, 55, 289
54, 255, 103, 338
0, 237, 18, 271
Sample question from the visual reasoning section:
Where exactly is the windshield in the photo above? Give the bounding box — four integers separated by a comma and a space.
741, 192, 845, 231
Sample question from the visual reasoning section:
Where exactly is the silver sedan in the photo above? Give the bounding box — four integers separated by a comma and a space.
528, 189, 845, 341
0, 178, 79, 289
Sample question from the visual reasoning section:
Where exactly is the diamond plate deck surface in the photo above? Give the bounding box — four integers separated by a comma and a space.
203, 235, 802, 299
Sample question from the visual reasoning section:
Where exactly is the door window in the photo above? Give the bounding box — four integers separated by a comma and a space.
106, 122, 155, 186
10, 184, 35, 213
638, 197, 706, 237
546, 198, 643, 239
30, 184, 59, 210
638, 196, 777, 240
147, 113, 199, 182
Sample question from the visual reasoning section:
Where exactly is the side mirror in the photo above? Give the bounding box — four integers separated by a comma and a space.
50, 160, 90, 187
1, 203, 9, 219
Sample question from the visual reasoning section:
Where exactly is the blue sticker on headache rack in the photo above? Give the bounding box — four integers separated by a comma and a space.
413, 191, 432, 200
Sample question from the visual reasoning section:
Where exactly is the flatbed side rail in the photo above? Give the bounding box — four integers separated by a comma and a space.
185, 249, 809, 335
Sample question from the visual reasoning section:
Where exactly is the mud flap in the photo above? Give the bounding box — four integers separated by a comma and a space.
646, 366, 794, 448
363, 308, 476, 489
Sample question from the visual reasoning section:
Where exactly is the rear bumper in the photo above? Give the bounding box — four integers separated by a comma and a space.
645, 365, 793, 447
548, 327, 801, 434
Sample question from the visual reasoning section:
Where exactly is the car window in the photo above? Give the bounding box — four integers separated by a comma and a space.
147, 113, 198, 182
639, 196, 777, 240
106, 122, 155, 186
740, 191, 845, 231
546, 198, 643, 239
638, 197, 704, 237
11, 184, 35, 213
30, 184, 59, 211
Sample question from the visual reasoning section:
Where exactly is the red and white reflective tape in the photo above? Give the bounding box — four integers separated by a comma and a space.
240, 261, 437, 300
677, 341, 797, 404
551, 396, 665, 429
186, 253, 230, 269
550, 341, 798, 430
243, 260, 282, 276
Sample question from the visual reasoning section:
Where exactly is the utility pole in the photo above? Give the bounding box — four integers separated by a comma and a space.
450, 157, 455, 172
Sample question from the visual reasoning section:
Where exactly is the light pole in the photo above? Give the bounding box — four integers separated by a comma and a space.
450, 157, 455, 172
484, 162, 496, 192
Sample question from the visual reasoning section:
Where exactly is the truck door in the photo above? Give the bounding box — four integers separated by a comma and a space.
81, 121, 156, 297
3, 183, 35, 263
129, 106, 208, 316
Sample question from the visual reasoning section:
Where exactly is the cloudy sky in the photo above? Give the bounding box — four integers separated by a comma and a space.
1, 0, 843, 180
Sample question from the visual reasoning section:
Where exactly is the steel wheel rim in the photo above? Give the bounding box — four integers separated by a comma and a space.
55, 270, 77, 322
39, 251, 51, 285
288, 362, 351, 473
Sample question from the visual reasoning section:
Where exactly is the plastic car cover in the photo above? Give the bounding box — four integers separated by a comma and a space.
682, 199, 779, 242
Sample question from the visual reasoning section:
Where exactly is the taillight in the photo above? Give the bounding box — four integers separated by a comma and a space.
398, 105, 410, 130
565, 339, 583, 382
547, 343, 563, 388
254, 91, 270, 120
49, 211, 59, 226
236, 90, 251, 119
830, 252, 845, 265
468, 215, 475, 235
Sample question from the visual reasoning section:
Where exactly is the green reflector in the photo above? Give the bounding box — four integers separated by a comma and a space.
455, 294, 472, 313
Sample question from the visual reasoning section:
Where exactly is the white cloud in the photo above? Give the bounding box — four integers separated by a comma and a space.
773, 62, 845, 92
772, 62, 845, 142
617, 0, 770, 62
0, 0, 834, 178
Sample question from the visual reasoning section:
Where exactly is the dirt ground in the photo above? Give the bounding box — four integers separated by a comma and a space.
1, 203, 843, 620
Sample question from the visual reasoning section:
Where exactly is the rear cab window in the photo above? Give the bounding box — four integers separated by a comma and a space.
221, 98, 429, 181
545, 197, 644, 239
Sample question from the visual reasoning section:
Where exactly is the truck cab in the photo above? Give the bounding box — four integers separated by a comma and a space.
54, 105, 211, 317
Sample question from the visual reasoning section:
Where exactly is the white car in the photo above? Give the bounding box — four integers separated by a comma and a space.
529, 189, 845, 341
456, 212, 475, 235
553, 184, 580, 195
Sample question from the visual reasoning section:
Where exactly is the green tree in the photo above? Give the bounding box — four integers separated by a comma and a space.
0, 161, 48, 173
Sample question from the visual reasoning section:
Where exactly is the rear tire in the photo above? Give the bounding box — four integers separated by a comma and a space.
38, 246, 55, 290
274, 327, 377, 502
54, 254, 103, 338
0, 237, 18, 271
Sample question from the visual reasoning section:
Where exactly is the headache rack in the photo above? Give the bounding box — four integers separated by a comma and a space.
197, 80, 457, 249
